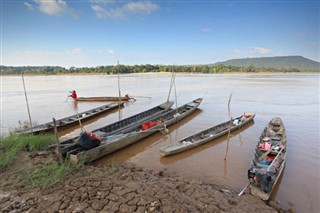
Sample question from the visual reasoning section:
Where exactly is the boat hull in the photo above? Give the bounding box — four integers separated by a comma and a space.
75, 97, 131, 102
16, 102, 124, 135
70, 98, 202, 163
247, 117, 287, 200
160, 114, 255, 156
57, 101, 174, 156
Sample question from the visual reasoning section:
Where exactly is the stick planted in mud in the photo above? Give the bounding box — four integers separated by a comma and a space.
238, 182, 252, 196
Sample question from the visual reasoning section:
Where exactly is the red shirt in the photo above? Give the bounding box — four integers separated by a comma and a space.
69, 91, 77, 99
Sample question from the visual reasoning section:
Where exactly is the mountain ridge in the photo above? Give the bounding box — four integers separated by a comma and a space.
211, 56, 320, 69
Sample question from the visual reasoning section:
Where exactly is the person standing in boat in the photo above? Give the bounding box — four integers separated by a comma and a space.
69, 90, 78, 100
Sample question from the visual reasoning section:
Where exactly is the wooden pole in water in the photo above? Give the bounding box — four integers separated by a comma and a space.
167, 70, 175, 102
76, 111, 84, 132
117, 60, 122, 100
173, 74, 178, 108
53, 118, 62, 163
21, 71, 33, 134
117, 60, 123, 120
224, 92, 233, 160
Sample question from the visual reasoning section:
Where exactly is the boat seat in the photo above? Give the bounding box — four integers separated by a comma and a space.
200, 135, 207, 139
93, 131, 107, 137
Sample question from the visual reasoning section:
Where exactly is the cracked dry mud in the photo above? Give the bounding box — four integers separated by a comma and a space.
0, 163, 279, 213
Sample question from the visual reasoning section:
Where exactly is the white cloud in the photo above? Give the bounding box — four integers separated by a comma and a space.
250, 47, 270, 55
201, 28, 211, 32
33, 0, 77, 17
91, 1, 159, 19
89, 0, 115, 4
91, 5, 113, 19
24, 2, 34, 10
124, 1, 159, 14
108, 49, 115, 56
69, 48, 83, 55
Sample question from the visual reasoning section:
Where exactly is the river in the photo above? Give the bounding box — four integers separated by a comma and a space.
1, 73, 319, 212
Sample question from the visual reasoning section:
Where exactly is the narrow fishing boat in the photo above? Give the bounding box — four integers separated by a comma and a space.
15, 102, 125, 135
160, 113, 255, 156
74, 94, 133, 102
68, 98, 203, 163
245, 117, 287, 200
57, 101, 174, 156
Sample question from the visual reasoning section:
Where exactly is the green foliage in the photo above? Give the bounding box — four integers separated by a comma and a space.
0, 133, 84, 189
1, 57, 319, 75
16, 160, 84, 188
0, 148, 19, 169
0, 134, 55, 169
213, 56, 320, 70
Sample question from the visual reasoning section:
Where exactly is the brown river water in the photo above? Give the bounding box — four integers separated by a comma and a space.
1, 73, 319, 212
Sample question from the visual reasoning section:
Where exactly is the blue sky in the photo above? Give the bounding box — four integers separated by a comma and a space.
1, 0, 319, 68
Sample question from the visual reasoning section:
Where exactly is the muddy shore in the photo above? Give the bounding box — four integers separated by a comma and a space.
0, 158, 286, 213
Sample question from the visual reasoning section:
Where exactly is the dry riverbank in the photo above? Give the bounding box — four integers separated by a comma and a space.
0, 151, 288, 213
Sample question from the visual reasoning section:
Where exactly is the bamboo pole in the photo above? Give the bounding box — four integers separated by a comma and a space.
117, 60, 123, 120
224, 92, 233, 160
53, 118, 62, 163
76, 110, 84, 132
21, 71, 33, 134
167, 72, 175, 102
117, 60, 121, 99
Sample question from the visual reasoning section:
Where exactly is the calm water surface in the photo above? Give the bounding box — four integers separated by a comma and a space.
1, 74, 319, 212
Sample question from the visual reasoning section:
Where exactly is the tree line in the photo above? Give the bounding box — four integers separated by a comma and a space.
1, 64, 317, 75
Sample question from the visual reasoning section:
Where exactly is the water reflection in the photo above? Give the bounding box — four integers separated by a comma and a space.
72, 101, 78, 111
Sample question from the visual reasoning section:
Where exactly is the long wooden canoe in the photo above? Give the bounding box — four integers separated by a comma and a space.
15, 102, 125, 135
74, 95, 133, 102
57, 101, 174, 156
160, 114, 255, 156
247, 117, 287, 200
69, 98, 203, 163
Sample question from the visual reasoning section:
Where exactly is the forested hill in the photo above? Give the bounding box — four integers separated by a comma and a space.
213, 56, 320, 69
1, 57, 319, 75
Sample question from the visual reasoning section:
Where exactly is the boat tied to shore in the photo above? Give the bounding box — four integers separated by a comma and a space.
244, 117, 287, 200
66, 98, 203, 163
56, 101, 174, 156
160, 113, 255, 156
15, 101, 125, 135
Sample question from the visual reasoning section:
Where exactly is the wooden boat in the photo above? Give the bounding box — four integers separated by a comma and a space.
16, 102, 125, 135
160, 113, 255, 156
247, 117, 287, 200
68, 98, 203, 163
74, 94, 133, 102
57, 101, 174, 156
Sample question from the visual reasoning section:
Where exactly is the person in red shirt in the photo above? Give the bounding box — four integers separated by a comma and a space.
69, 90, 77, 100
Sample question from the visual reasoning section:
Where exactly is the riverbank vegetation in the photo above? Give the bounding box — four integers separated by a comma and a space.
0, 134, 82, 189
1, 64, 318, 75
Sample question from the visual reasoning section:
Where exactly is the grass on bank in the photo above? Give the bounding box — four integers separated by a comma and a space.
0, 133, 84, 189
20, 159, 83, 188
0, 133, 54, 168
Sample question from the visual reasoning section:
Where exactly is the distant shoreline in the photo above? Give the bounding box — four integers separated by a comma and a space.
1, 71, 319, 77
